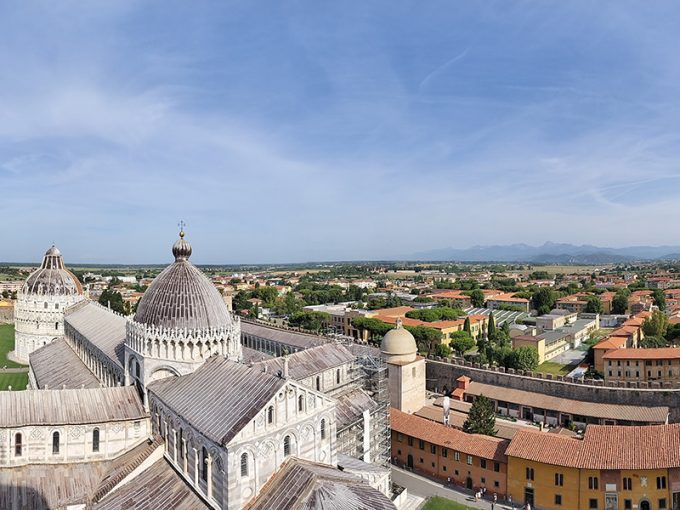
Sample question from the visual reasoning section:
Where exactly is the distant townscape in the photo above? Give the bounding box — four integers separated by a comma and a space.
1, 236, 679, 510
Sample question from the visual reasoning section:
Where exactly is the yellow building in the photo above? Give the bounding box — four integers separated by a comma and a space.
505, 425, 680, 510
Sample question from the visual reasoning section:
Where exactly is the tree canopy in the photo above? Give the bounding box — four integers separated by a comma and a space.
642, 309, 669, 338
449, 331, 476, 355
463, 395, 497, 436
585, 295, 603, 314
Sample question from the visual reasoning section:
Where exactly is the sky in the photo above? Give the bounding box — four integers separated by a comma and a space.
1, 1, 680, 264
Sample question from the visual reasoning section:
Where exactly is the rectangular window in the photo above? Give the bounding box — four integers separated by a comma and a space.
659, 499, 667, 509
431, 445, 437, 455
589, 476, 599, 490
526, 467, 534, 480
555, 494, 562, 505
480, 459, 487, 469
443, 466, 447, 472
397, 433, 403, 442
408, 437, 413, 446
419, 439, 425, 450
589, 499, 598, 509
466, 455, 473, 465
454, 451, 460, 461
481, 477, 486, 484
494, 480, 499, 488
442, 448, 448, 458
623, 477, 632, 491
555, 473, 564, 486
494, 462, 500, 472
420, 458, 423, 464
624, 500, 632, 510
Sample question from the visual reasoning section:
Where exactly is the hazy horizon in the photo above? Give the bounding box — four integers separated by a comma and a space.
2, 2, 680, 264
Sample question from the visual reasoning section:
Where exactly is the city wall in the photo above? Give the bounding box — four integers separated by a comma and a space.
426, 357, 680, 422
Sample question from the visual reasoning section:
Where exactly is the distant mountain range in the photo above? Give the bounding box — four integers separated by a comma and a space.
410, 242, 680, 263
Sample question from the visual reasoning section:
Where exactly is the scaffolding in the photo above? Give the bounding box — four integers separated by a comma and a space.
356, 353, 391, 469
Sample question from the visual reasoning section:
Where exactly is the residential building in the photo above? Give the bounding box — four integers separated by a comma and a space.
486, 293, 530, 313
603, 348, 680, 383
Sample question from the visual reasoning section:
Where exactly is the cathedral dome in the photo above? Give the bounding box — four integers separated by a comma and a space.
134, 231, 231, 331
23, 246, 83, 296
381, 319, 417, 361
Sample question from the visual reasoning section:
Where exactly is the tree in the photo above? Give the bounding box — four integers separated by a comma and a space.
506, 346, 539, 371
469, 289, 485, 308
487, 313, 496, 337
642, 309, 669, 338
351, 317, 393, 341
434, 343, 452, 358
463, 317, 471, 334
98, 289, 127, 315
532, 287, 556, 315
449, 331, 475, 355
611, 292, 629, 315
463, 395, 497, 436
406, 325, 442, 354
585, 296, 603, 314
288, 311, 330, 332
652, 289, 666, 311
639, 335, 668, 349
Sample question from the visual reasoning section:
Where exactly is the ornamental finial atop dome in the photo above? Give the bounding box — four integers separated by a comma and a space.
172, 221, 192, 261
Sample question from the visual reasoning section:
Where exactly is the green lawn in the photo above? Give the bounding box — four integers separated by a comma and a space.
0, 324, 24, 368
422, 496, 476, 510
0, 372, 28, 390
537, 361, 576, 376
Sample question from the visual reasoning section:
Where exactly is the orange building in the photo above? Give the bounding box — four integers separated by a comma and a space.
391, 409, 509, 496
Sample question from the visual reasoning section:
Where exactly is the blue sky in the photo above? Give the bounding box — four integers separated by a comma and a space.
1, 1, 680, 264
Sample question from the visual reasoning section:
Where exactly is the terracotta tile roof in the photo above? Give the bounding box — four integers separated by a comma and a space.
465, 381, 668, 424
593, 337, 628, 350
603, 347, 680, 360
506, 424, 680, 470
390, 409, 508, 463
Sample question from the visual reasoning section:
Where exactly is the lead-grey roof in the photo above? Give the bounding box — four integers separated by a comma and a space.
22, 245, 83, 296
0, 386, 146, 427
0, 437, 160, 510
247, 458, 396, 510
241, 321, 329, 350
29, 338, 100, 389
254, 343, 356, 380
148, 356, 285, 445
337, 454, 391, 475
134, 236, 232, 330
242, 346, 273, 363
93, 458, 208, 510
335, 388, 378, 430
65, 301, 127, 368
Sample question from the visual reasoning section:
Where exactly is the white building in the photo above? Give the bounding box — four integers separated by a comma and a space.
13, 246, 84, 363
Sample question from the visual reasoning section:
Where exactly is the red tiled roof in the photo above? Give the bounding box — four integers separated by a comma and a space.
391, 409, 508, 463
603, 347, 680, 360
506, 424, 680, 470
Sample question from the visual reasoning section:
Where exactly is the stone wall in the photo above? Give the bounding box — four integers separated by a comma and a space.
426, 358, 680, 422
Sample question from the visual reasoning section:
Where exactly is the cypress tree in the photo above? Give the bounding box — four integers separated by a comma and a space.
463, 317, 471, 333
487, 312, 496, 337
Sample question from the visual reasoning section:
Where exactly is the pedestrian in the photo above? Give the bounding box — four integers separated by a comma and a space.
447, 477, 451, 486
491, 503, 495, 510
493, 493, 497, 503
508, 494, 513, 509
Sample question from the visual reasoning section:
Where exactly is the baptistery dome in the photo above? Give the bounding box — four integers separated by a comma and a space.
134, 231, 231, 330
23, 246, 83, 296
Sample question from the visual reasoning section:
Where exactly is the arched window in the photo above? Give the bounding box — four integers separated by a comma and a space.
298, 395, 304, 412
316, 376, 321, 391
283, 435, 291, 457
267, 406, 274, 424
201, 447, 209, 482
55, 322, 59, 331
52, 431, 60, 455
179, 429, 184, 459
320, 419, 326, 440
241, 452, 248, 477
55, 303, 59, 310
14, 433, 22, 457
336, 369, 340, 384
92, 428, 100, 452
44, 302, 48, 309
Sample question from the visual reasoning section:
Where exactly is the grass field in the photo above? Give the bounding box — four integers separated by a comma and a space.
537, 361, 577, 376
0, 324, 23, 368
421, 497, 477, 510
0, 372, 28, 390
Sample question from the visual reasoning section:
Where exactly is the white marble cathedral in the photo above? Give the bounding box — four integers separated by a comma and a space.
13, 246, 84, 363
0, 230, 394, 510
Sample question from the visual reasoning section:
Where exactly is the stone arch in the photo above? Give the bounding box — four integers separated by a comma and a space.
148, 365, 181, 383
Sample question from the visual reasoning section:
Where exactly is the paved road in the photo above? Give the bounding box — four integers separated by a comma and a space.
392, 466, 517, 509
